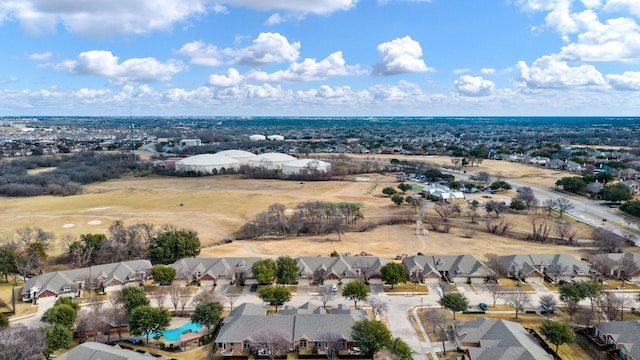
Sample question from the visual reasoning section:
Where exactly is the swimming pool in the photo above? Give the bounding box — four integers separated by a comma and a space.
149, 322, 203, 341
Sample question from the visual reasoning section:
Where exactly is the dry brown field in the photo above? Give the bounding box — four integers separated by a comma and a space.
0, 157, 619, 260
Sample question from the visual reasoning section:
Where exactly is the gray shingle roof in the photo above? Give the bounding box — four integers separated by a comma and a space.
594, 320, 640, 359
457, 318, 552, 360
57, 342, 166, 360
403, 255, 495, 278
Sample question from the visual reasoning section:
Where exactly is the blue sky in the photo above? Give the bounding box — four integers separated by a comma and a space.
1, 0, 639, 116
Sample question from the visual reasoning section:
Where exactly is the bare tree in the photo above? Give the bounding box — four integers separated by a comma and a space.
554, 221, 577, 243
179, 287, 192, 315
433, 203, 456, 221
226, 294, 240, 311
315, 285, 336, 310
515, 187, 538, 210
485, 283, 504, 308
593, 228, 627, 253
319, 332, 343, 360
154, 286, 168, 309
192, 288, 220, 307
617, 257, 639, 288
543, 199, 556, 217
563, 298, 580, 322
0, 324, 46, 360
430, 309, 452, 356
169, 283, 181, 313
503, 289, 530, 319
75, 310, 99, 343
575, 307, 596, 328
484, 200, 507, 218
485, 217, 511, 234
251, 328, 292, 360
366, 297, 388, 319
475, 171, 492, 184
484, 254, 509, 278
598, 293, 622, 322
528, 214, 552, 242
554, 197, 574, 219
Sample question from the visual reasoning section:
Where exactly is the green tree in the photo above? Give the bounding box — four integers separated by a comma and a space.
330, 250, 340, 257
151, 265, 176, 285
595, 172, 615, 184
44, 324, 73, 359
252, 259, 277, 284
397, 183, 412, 193
391, 194, 405, 206
438, 292, 469, 320
341, 280, 369, 308
191, 301, 223, 333
558, 282, 583, 303
382, 187, 397, 196
41, 304, 77, 329
148, 228, 200, 264
540, 320, 575, 353
122, 286, 150, 313
350, 319, 392, 357
52, 296, 79, 312
0, 313, 9, 327
275, 256, 298, 286
509, 198, 526, 212
621, 200, 640, 217
555, 177, 586, 193
578, 279, 604, 310
128, 305, 171, 344
380, 262, 408, 289
258, 286, 292, 312
490, 180, 512, 191
601, 183, 633, 203
388, 337, 413, 360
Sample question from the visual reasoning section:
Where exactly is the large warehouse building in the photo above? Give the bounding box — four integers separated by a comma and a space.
282, 159, 331, 176
215, 149, 256, 165
248, 153, 297, 170
175, 154, 240, 174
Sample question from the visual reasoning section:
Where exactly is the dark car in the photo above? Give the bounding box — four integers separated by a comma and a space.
478, 303, 489, 311
250, 284, 258, 292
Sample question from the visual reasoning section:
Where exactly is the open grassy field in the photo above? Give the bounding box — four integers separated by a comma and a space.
0, 156, 620, 260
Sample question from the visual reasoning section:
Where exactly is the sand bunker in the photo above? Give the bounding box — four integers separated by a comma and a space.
87, 220, 102, 225
62, 223, 75, 228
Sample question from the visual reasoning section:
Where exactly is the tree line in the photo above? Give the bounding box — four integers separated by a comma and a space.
0, 152, 141, 197
235, 201, 364, 240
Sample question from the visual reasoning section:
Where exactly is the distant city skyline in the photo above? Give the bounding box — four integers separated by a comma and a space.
0, 0, 639, 116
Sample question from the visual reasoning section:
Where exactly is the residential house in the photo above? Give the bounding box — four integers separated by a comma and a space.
591, 320, 640, 360
170, 257, 261, 286
499, 254, 591, 284
565, 160, 585, 173
422, 184, 465, 203
591, 253, 640, 283
295, 256, 388, 285
21, 260, 152, 302
215, 302, 367, 356
586, 181, 605, 195
547, 158, 564, 170
622, 179, 640, 196
457, 318, 553, 360
179, 138, 201, 147
58, 341, 166, 360
403, 255, 496, 284
620, 168, 639, 180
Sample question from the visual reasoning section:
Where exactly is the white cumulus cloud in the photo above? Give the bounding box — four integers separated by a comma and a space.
0, 0, 209, 37
606, 71, 640, 90
246, 51, 362, 82
27, 52, 52, 61
372, 36, 430, 76
228, 32, 301, 66
217, 0, 357, 15
207, 68, 244, 87
453, 75, 495, 97
558, 16, 640, 62
176, 41, 224, 66
57, 50, 184, 85
515, 55, 607, 89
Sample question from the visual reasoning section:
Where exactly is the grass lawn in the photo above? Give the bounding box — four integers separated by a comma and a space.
384, 282, 429, 293
498, 278, 535, 292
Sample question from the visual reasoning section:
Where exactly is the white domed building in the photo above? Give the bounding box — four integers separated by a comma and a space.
282, 159, 331, 176
267, 135, 285, 141
215, 149, 256, 165
175, 154, 240, 174
248, 153, 297, 170
249, 134, 266, 141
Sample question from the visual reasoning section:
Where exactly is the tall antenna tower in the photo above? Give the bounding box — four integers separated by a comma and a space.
130, 101, 136, 162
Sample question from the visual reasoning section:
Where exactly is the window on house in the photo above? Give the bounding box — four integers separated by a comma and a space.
300, 340, 307, 348
243, 342, 250, 350
62, 286, 71, 292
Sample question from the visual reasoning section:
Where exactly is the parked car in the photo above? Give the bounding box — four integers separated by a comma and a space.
331, 284, 338, 292
250, 284, 258, 292
541, 303, 555, 313
478, 303, 489, 311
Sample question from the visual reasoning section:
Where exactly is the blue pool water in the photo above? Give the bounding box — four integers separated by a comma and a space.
149, 322, 202, 341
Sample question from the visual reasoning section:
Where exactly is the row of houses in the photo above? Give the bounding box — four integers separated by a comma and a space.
22, 253, 640, 302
